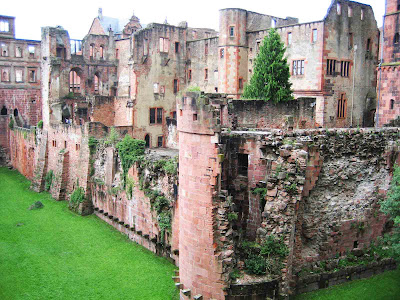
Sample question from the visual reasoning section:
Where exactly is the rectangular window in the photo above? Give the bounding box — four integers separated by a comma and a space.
204, 68, 208, 80
292, 60, 305, 76
150, 108, 156, 124
288, 32, 292, 45
229, 26, 235, 37
28, 45, 35, 58
348, 6, 353, 17
188, 69, 192, 81
239, 78, 243, 89
340, 61, 350, 77
349, 33, 353, 49
15, 69, 23, 82
175, 42, 179, 53
361, 9, 364, 20
205, 42, 208, 55
238, 153, 248, 176
390, 99, 395, 110
220, 48, 224, 58
312, 29, 318, 43
1, 68, 10, 82
0, 20, 10, 32
15, 46, 22, 58
337, 94, 347, 119
100, 46, 104, 59
256, 40, 261, 52
1, 43, 9, 57
326, 59, 336, 75
29, 69, 36, 82
115, 49, 119, 59
157, 136, 163, 147
173, 111, 177, 119
156, 108, 163, 124
76, 144, 80, 151
70, 39, 82, 55
173, 79, 179, 93
153, 83, 159, 94
337, 3, 342, 15
160, 37, 169, 53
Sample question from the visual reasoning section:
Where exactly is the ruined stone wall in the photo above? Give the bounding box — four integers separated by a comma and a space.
226, 98, 317, 130
8, 126, 38, 179
132, 23, 186, 146
376, 0, 400, 126
91, 145, 179, 263
187, 37, 219, 93
177, 93, 228, 300
218, 126, 399, 295
322, 0, 378, 128
89, 96, 115, 126
46, 123, 92, 199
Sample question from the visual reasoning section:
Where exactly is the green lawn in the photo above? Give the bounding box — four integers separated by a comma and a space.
0, 167, 179, 300
294, 265, 400, 300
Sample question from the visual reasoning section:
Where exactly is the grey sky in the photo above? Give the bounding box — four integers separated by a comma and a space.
3, 0, 384, 41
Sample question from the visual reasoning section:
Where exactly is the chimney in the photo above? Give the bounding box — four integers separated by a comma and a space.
98, 8, 103, 20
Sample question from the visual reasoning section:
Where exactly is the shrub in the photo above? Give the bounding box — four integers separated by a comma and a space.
260, 235, 289, 259
37, 120, 43, 129
230, 269, 241, 280
163, 157, 178, 176
116, 135, 145, 185
45, 170, 54, 191
228, 212, 238, 222
88, 137, 99, 155
105, 127, 121, 146
245, 255, 267, 275
70, 187, 85, 205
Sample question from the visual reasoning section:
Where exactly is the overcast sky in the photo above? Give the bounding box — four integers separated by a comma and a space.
3, 0, 385, 41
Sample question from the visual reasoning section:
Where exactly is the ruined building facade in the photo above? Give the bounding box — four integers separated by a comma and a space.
0, 1, 398, 300
377, 0, 400, 126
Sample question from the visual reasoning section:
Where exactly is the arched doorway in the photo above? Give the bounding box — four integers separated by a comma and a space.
13, 108, 18, 117
145, 134, 150, 148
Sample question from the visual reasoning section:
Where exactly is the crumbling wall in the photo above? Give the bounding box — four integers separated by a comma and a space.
226, 98, 316, 129
8, 126, 38, 179
91, 144, 179, 262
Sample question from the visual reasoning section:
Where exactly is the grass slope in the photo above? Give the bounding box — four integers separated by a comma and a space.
0, 168, 178, 300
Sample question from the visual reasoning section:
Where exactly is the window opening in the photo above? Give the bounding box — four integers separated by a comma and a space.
292, 60, 305, 75
160, 37, 169, 53
157, 136, 163, 147
340, 61, 350, 77
205, 42, 208, 55
69, 69, 81, 93
327, 59, 336, 75
15, 69, 23, 82
390, 99, 395, 110
157, 108, 163, 124
175, 42, 179, 53
220, 48, 224, 58
1, 43, 8, 57
1, 106, 7, 115
337, 94, 347, 119
205, 68, 208, 80
15, 46, 22, 58
173, 79, 179, 93
100, 46, 104, 59
29, 69, 36, 82
312, 29, 318, 43
395, 33, 400, 45
239, 78, 243, 89
366, 38, 371, 52
145, 134, 150, 148
349, 33, 354, 48
1, 69, 10, 82
288, 32, 292, 45
0, 20, 9, 32
238, 153, 248, 176
28, 45, 35, 58
229, 26, 235, 37
94, 74, 99, 94
13, 108, 18, 117
150, 108, 156, 124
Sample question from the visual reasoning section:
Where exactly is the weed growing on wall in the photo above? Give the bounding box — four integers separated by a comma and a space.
116, 135, 145, 186
240, 235, 288, 276
380, 164, 400, 257
105, 127, 121, 146
8, 118, 14, 130
69, 186, 85, 208
44, 170, 54, 191
88, 137, 99, 155
37, 120, 43, 129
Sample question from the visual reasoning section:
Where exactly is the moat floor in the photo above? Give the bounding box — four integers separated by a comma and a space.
0, 167, 178, 300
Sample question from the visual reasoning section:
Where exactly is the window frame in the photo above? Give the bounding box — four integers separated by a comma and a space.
337, 93, 347, 119
326, 59, 337, 76
292, 59, 305, 76
15, 68, 24, 83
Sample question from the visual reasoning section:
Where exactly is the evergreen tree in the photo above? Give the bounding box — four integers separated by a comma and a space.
242, 29, 293, 103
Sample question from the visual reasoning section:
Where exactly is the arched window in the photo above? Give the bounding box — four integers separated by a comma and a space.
69, 68, 81, 94
13, 108, 18, 117
394, 33, 400, 45
145, 134, 150, 148
100, 45, 104, 59
94, 73, 100, 94
1, 106, 7, 115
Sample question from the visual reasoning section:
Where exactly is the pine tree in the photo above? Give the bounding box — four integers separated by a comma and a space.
242, 29, 293, 103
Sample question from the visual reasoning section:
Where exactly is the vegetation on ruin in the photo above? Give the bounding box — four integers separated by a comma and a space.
252, 187, 268, 210
186, 86, 201, 92
116, 135, 145, 186
240, 235, 288, 276
88, 136, 99, 155
105, 127, 121, 146
295, 266, 400, 300
380, 164, 400, 258
8, 118, 14, 130
162, 157, 179, 176
228, 212, 239, 222
0, 167, 178, 299
37, 120, 43, 129
241, 29, 293, 103
125, 176, 135, 200
44, 170, 54, 191
69, 185, 85, 210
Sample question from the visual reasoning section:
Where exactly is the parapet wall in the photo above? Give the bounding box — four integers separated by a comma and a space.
225, 98, 317, 130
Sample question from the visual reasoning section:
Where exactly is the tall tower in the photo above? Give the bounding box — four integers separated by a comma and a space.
377, 0, 400, 126
218, 9, 248, 98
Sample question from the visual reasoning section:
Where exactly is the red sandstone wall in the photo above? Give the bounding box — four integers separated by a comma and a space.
9, 127, 37, 179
